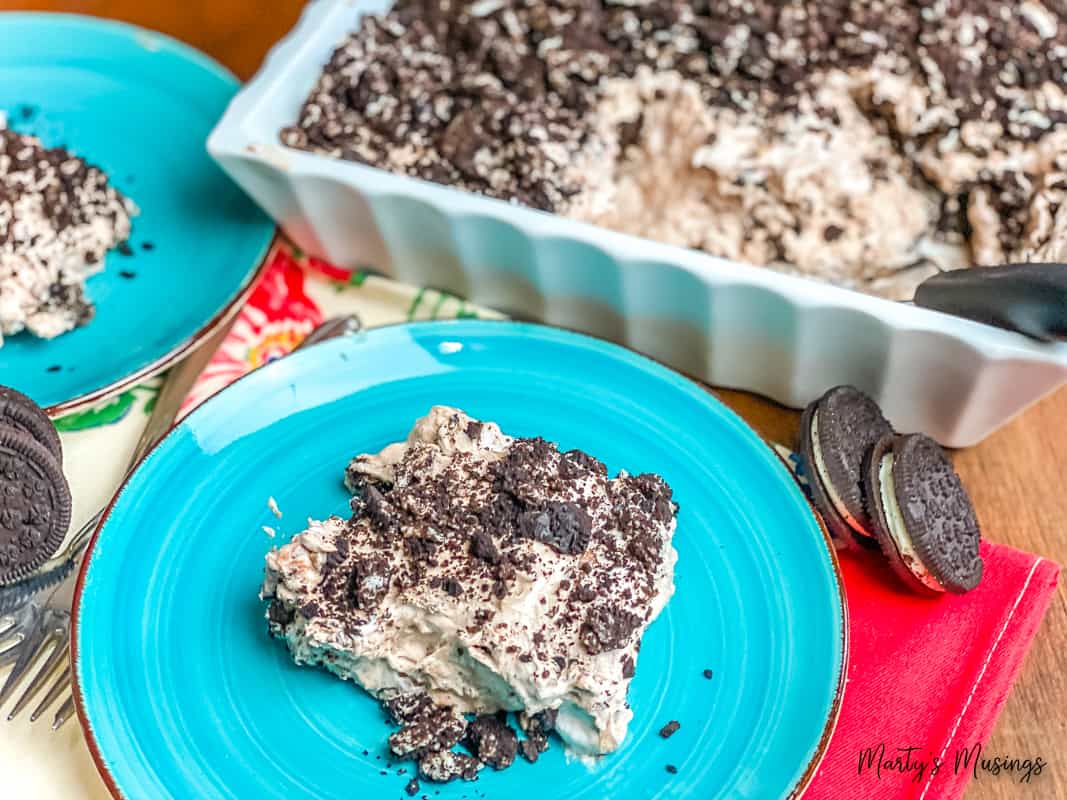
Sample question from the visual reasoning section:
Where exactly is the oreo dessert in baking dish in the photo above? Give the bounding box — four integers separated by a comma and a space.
281, 0, 1067, 299
261, 406, 679, 784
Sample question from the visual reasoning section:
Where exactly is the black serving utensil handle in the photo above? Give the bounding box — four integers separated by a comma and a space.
913, 263, 1067, 342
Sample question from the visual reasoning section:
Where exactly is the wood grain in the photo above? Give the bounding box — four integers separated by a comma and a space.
10, 1, 1065, 797
3, 0, 307, 80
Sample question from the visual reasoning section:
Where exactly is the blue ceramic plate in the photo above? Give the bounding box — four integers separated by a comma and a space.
74, 321, 846, 799
0, 14, 273, 413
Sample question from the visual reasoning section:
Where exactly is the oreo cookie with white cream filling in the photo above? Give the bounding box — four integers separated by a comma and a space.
798, 401, 855, 547
798, 386, 893, 546
0, 427, 72, 585
0, 386, 62, 464
864, 433, 983, 595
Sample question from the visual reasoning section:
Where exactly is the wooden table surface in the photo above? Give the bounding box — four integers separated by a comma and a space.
14, 1, 1067, 798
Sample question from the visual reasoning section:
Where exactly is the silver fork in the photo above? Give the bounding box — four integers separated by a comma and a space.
0, 316, 235, 730
0, 551, 82, 727
0, 314, 360, 729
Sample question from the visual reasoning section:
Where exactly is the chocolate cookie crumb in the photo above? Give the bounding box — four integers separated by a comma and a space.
560, 449, 607, 478
470, 529, 501, 564
267, 600, 294, 628
580, 606, 641, 654
519, 501, 592, 555
520, 738, 543, 764
385, 693, 439, 725
348, 555, 391, 609
464, 714, 519, 770
389, 705, 466, 759
515, 708, 556, 763
659, 720, 681, 739
417, 750, 482, 783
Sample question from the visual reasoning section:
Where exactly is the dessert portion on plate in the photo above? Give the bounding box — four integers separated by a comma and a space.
0, 120, 136, 346
261, 406, 679, 783
281, 0, 1067, 299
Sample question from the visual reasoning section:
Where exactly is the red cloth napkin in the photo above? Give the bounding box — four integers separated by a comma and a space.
809, 543, 1058, 798
186, 246, 1061, 799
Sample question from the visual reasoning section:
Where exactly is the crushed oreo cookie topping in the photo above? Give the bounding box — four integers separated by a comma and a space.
418, 748, 482, 783
347, 553, 391, 609
464, 712, 519, 769
580, 606, 642, 655
0, 122, 136, 345
283, 0, 1067, 298
378, 692, 558, 784
518, 500, 592, 555
517, 707, 556, 763
388, 701, 467, 759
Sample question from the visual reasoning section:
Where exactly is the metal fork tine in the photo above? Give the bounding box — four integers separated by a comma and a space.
0, 633, 25, 667
0, 619, 24, 645
0, 623, 49, 706
7, 631, 68, 721
52, 694, 76, 730
29, 663, 70, 723
0, 604, 37, 643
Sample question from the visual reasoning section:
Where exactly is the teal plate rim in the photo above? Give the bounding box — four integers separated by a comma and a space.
0, 12, 276, 417
70, 319, 849, 799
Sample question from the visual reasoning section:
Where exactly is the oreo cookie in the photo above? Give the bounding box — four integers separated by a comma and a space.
798, 386, 893, 545
0, 386, 62, 464
864, 433, 983, 595
0, 427, 72, 585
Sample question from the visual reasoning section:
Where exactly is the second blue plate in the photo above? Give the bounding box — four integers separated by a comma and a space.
0, 14, 274, 413
74, 321, 845, 799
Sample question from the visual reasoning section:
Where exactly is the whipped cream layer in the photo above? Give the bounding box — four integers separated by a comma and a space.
262, 406, 678, 756
0, 123, 136, 345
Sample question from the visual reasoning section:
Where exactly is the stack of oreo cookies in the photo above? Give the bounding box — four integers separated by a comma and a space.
798, 386, 983, 596
0, 387, 71, 586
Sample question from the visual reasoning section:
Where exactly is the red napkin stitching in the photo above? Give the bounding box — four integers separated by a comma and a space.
915, 557, 1046, 800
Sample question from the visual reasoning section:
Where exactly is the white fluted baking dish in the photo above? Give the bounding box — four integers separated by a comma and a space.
208, 0, 1067, 447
